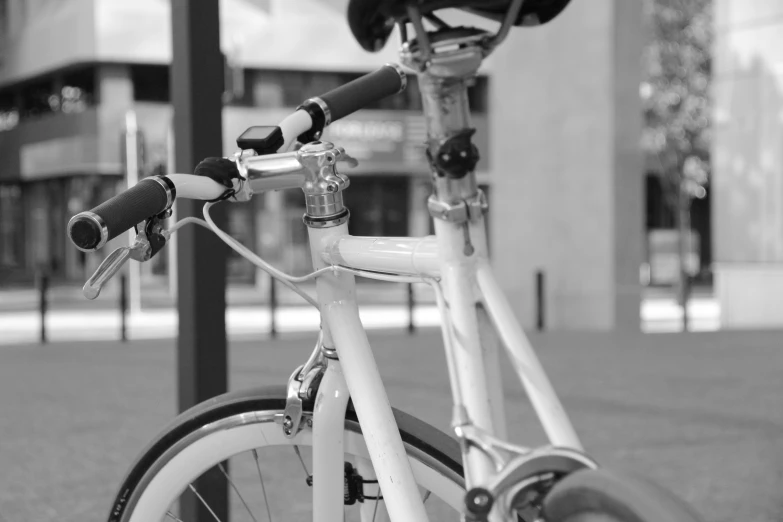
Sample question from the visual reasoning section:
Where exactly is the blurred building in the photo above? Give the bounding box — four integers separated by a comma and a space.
0, 0, 490, 286
0, 0, 668, 330
713, 0, 783, 327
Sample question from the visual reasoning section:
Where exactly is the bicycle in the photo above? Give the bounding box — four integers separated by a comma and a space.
67, 1, 706, 521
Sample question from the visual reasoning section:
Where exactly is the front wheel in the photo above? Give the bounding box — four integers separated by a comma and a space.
109, 385, 706, 522
108, 386, 465, 522
542, 468, 705, 522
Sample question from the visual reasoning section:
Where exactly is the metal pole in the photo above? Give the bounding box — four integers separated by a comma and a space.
166, 122, 178, 299
119, 274, 128, 342
37, 271, 48, 344
407, 283, 415, 334
269, 275, 277, 339
171, 2, 228, 521
677, 186, 691, 332
125, 111, 143, 315
535, 270, 545, 332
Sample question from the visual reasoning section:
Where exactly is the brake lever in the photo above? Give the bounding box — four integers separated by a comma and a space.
82, 233, 153, 300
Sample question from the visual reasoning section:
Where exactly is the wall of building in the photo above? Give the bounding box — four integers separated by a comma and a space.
713, 0, 783, 327
0, 0, 96, 84
489, 0, 644, 331
0, 0, 649, 331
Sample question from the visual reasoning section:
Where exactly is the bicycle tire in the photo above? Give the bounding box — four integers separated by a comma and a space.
107, 385, 465, 522
542, 468, 706, 522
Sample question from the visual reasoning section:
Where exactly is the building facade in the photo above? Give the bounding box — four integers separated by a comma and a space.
0, 0, 490, 286
2, 0, 671, 331
713, 0, 783, 327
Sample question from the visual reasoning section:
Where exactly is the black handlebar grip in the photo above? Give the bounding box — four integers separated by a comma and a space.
67, 177, 174, 252
319, 64, 406, 122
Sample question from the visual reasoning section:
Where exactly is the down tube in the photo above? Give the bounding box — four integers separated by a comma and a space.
309, 224, 429, 522
475, 262, 583, 450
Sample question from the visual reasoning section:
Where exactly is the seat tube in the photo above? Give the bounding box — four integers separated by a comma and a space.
405, 43, 504, 489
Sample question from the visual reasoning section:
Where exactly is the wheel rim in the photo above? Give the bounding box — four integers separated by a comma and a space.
124, 410, 465, 522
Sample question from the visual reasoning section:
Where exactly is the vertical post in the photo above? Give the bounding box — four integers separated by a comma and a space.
119, 274, 128, 342
535, 270, 545, 332
407, 283, 415, 334
37, 270, 48, 344
166, 122, 178, 299
677, 186, 691, 332
269, 274, 277, 339
125, 111, 143, 315
171, 2, 229, 521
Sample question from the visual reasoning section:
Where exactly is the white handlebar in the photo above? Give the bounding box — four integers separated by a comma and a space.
278, 110, 314, 152
166, 173, 229, 201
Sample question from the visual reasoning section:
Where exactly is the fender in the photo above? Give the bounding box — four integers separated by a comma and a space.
106, 385, 463, 522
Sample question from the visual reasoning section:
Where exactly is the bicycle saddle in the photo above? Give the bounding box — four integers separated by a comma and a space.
347, 0, 572, 52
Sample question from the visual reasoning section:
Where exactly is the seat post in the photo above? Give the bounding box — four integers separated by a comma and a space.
418, 64, 481, 203
401, 35, 488, 225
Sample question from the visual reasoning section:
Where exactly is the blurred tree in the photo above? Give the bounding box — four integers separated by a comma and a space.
641, 0, 712, 330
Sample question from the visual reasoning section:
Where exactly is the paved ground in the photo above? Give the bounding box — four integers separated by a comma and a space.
0, 329, 781, 522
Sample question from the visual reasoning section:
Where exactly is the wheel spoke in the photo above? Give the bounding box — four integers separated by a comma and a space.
293, 445, 310, 476
372, 495, 380, 522
187, 484, 223, 522
218, 462, 258, 522
166, 510, 185, 522
252, 449, 274, 522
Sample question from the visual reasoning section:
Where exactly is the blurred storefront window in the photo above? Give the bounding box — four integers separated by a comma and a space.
61, 67, 95, 112
0, 90, 18, 131
131, 64, 170, 103
0, 184, 23, 269
20, 78, 56, 120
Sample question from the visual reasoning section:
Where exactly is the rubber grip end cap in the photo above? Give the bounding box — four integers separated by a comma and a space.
69, 216, 103, 251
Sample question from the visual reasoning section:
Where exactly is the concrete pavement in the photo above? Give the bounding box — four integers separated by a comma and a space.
0, 330, 781, 522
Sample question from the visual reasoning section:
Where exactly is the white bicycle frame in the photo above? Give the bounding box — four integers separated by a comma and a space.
81, 141, 585, 520
79, 5, 588, 518
162, 85, 585, 522
168, 156, 585, 522
301, 209, 582, 521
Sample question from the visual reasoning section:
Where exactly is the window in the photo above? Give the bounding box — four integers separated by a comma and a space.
280, 70, 309, 107
20, 77, 58, 120
61, 66, 95, 112
0, 89, 18, 131
0, 184, 23, 267
2, 66, 96, 124
131, 64, 170, 102
250, 70, 285, 108
0, 0, 7, 37
344, 176, 410, 237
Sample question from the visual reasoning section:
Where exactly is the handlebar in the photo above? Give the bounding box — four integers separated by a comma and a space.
67, 63, 407, 255
281, 63, 406, 150
67, 174, 226, 253
322, 64, 407, 121
68, 177, 173, 252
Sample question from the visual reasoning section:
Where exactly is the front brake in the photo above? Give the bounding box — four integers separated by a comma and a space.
82, 213, 170, 300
